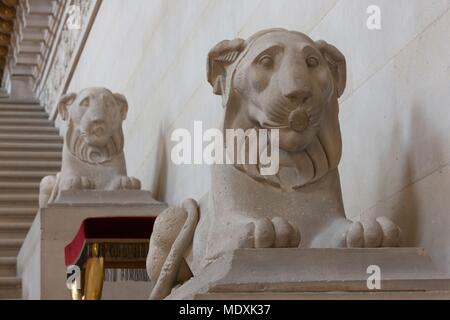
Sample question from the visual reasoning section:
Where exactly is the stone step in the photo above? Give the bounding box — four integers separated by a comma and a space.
0, 142, 62, 152
0, 208, 37, 223
0, 126, 59, 134
0, 182, 41, 190
0, 287, 21, 300
23, 28, 49, 42
0, 170, 57, 182
0, 151, 62, 160
0, 222, 33, 230
0, 289, 21, 299
0, 222, 32, 239
19, 41, 45, 55
14, 63, 40, 79
0, 161, 60, 172
0, 258, 16, 277
17, 53, 43, 66
29, 0, 57, 15
0, 277, 21, 299
0, 193, 39, 203
0, 104, 44, 112
0, 277, 21, 287
0, 118, 54, 127
27, 14, 53, 29
0, 134, 63, 143
0, 99, 59, 299
0, 239, 23, 256
0, 111, 48, 119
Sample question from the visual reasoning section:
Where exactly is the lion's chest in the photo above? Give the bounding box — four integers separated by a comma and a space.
60, 146, 127, 189
209, 165, 346, 244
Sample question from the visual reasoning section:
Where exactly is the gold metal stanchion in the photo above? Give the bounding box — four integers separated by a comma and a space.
84, 243, 105, 300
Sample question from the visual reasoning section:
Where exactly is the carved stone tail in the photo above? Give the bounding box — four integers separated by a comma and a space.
149, 199, 199, 300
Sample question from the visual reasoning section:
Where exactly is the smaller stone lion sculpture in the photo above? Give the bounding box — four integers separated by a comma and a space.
39, 87, 141, 208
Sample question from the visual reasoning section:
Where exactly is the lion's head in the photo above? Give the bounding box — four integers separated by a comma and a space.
57, 87, 128, 165
207, 29, 347, 190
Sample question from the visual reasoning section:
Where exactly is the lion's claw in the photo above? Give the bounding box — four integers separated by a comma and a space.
116, 176, 141, 190
251, 217, 301, 248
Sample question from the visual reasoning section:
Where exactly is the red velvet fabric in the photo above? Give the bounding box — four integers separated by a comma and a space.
64, 217, 156, 266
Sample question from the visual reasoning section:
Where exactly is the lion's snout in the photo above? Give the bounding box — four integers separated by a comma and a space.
80, 118, 111, 146
88, 120, 106, 137
281, 79, 312, 106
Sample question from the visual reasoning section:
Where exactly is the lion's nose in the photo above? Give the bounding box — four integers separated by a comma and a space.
89, 120, 106, 136
91, 119, 104, 125
89, 119, 106, 129
283, 87, 312, 104
280, 60, 313, 104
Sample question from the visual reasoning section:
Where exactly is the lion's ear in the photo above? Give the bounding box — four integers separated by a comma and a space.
58, 93, 77, 121
113, 93, 129, 121
207, 38, 245, 96
315, 40, 347, 98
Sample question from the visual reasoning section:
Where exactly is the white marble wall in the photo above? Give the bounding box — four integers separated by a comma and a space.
66, 0, 450, 271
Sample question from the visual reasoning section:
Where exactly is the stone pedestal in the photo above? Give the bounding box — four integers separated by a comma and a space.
18, 191, 166, 300
168, 248, 450, 300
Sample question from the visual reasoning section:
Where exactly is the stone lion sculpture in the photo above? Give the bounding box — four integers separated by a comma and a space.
39, 87, 141, 208
147, 29, 402, 299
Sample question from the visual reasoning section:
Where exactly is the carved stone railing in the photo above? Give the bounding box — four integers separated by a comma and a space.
0, 0, 102, 109
37, 0, 103, 117
1, 0, 63, 98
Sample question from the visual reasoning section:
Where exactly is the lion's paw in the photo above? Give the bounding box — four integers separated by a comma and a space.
61, 176, 95, 191
250, 217, 301, 248
115, 176, 141, 190
346, 216, 401, 248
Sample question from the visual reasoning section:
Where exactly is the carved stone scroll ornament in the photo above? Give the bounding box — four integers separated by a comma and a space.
147, 29, 402, 299
39, 87, 141, 208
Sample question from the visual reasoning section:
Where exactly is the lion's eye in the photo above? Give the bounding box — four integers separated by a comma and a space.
80, 98, 90, 108
258, 55, 274, 69
306, 56, 320, 68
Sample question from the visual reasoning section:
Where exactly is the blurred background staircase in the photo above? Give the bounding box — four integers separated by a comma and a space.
0, 101, 61, 299
0, 0, 101, 300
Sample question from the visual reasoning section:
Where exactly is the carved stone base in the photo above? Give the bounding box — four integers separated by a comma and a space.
168, 248, 450, 300
18, 191, 167, 300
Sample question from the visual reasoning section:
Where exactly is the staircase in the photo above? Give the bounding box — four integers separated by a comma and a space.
0, 102, 62, 299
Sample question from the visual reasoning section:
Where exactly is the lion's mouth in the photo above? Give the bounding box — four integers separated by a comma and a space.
91, 126, 105, 137
80, 132, 109, 148
85, 122, 107, 137
66, 121, 124, 165
260, 101, 322, 133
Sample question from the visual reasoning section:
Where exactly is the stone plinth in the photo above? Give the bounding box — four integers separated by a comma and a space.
168, 248, 450, 300
18, 191, 166, 300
